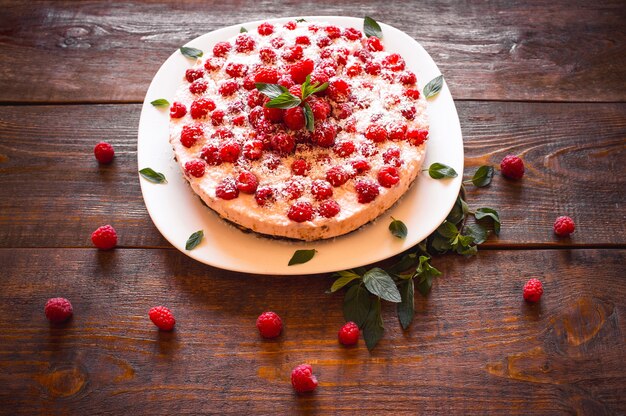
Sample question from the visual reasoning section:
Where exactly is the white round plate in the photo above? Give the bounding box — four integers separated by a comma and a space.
138, 16, 463, 275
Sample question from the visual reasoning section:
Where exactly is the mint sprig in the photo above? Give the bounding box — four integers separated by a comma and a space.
425, 162, 458, 179
389, 217, 408, 239
423, 75, 444, 99
139, 167, 167, 184
185, 230, 203, 250
363, 16, 383, 39
180, 46, 203, 59
150, 98, 170, 107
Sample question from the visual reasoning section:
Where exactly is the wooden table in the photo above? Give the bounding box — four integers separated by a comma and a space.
1, 1, 625, 414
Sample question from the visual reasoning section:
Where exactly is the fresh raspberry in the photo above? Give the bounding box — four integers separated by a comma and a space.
317, 35, 332, 48
259, 47, 277, 64
401, 105, 416, 120
94, 142, 115, 164
311, 179, 333, 200
335, 102, 353, 120
326, 166, 350, 187
184, 159, 206, 178
359, 141, 378, 157
318, 199, 340, 218
346, 63, 362, 77
295, 35, 310, 46
189, 79, 208, 94
388, 123, 407, 141
284, 180, 304, 200
324, 25, 341, 39
309, 70, 329, 86
180, 124, 203, 147
288, 85, 302, 98
278, 75, 296, 88
211, 109, 225, 126
44, 298, 73, 323
383, 147, 403, 167
255, 186, 275, 206
91, 224, 117, 250
232, 115, 246, 126
365, 36, 384, 52
270, 36, 285, 49
219, 141, 241, 163
355, 179, 379, 203
254, 67, 280, 84
378, 166, 400, 188
283, 107, 306, 130
243, 139, 263, 160
553, 216, 575, 236
247, 90, 265, 108
500, 155, 525, 179
204, 57, 222, 72
406, 128, 428, 146
354, 48, 373, 63
365, 124, 388, 142
338, 321, 359, 345
236, 171, 259, 194
271, 132, 295, 154
190, 98, 216, 119
311, 121, 337, 147
219, 80, 239, 96
290, 158, 310, 176
264, 106, 284, 123
212, 128, 234, 141
257, 22, 274, 36
215, 178, 239, 200
284, 21, 297, 30
365, 61, 382, 75
382, 53, 406, 72
282, 45, 303, 62
185, 68, 204, 83
399, 71, 417, 85
288, 201, 314, 222
523, 279, 543, 303
343, 27, 362, 41
242, 75, 256, 90
225, 62, 248, 78
149, 306, 176, 331
308, 24, 320, 33
351, 159, 371, 174
200, 144, 222, 166
291, 364, 318, 394
405, 88, 420, 100
309, 98, 330, 121
327, 79, 350, 102
289, 58, 314, 84
334, 141, 356, 157
235, 34, 256, 53
213, 41, 231, 57
169, 101, 187, 118
256, 311, 282, 338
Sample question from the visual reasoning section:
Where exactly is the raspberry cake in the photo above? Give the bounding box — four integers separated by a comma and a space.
169, 19, 429, 241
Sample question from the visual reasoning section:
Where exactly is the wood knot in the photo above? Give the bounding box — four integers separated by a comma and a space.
57, 26, 92, 49
555, 297, 614, 347
36, 366, 87, 398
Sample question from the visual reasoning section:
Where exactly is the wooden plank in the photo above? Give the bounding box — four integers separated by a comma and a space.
0, 248, 623, 414
0, 0, 624, 102
1, 102, 624, 248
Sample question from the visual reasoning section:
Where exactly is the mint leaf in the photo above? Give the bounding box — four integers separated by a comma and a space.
415, 256, 441, 296
471, 165, 494, 187
427, 162, 458, 179
362, 268, 401, 303
363, 16, 383, 39
240, 27, 248, 33
139, 167, 167, 184
388, 252, 417, 274
363, 298, 384, 350
397, 279, 414, 330
303, 102, 315, 132
343, 284, 371, 327
474, 207, 501, 235
423, 75, 444, 99
295, 18, 307, 23
185, 230, 203, 250
180, 46, 203, 59
288, 249, 317, 266
330, 270, 362, 292
464, 223, 488, 245
150, 98, 170, 107
446, 196, 465, 224
307, 81, 328, 96
389, 217, 408, 239
437, 221, 459, 239
265, 92, 301, 109
255, 83, 288, 99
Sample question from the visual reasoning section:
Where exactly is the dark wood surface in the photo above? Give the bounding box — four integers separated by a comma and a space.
0, 1, 625, 414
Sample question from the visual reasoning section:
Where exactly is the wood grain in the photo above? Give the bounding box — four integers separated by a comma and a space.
0, 248, 623, 414
0, 0, 624, 103
0, 102, 624, 248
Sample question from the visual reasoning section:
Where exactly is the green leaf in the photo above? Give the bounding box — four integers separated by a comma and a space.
240, 26, 248, 33
423, 75, 444, 99
185, 230, 203, 250
414, 256, 441, 296
388, 252, 417, 274
150, 98, 170, 107
389, 217, 408, 239
139, 167, 167, 184
446, 196, 465, 224
474, 208, 501, 235
343, 284, 371, 327
288, 249, 317, 266
303, 102, 315, 132
255, 83, 288, 99
330, 270, 362, 292
265, 92, 301, 109
427, 162, 458, 179
179, 46, 203, 59
363, 16, 383, 39
397, 279, 414, 330
437, 221, 459, 239
471, 165, 494, 187
363, 298, 384, 350
307, 81, 328, 96
362, 268, 401, 303
295, 18, 307, 23
464, 223, 488, 245
430, 232, 452, 253
458, 245, 478, 256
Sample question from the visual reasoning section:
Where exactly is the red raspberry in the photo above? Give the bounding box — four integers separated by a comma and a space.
257, 22, 274, 36
94, 142, 115, 164
212, 128, 234, 141
500, 155, 525, 179
248, 107, 265, 128
318, 199, 340, 218
291, 158, 311, 176
523, 278, 543, 303
204, 57, 222, 72
383, 147, 403, 167
278, 75, 296, 89
185, 159, 206, 178
149, 306, 176, 331
190, 98, 216, 119
235, 34, 255, 53
213, 41, 231, 57
346, 63, 362, 77
407, 128, 428, 146
388, 123, 407, 141
256, 311, 282, 338
225, 62, 248, 78
243, 139, 263, 160
311, 179, 333, 200
247, 90, 265, 108
44, 297, 73, 323
288, 201, 314, 222
264, 106, 284, 123
185, 68, 204, 83
91, 224, 117, 250
288, 85, 302, 98
326, 166, 350, 187
242, 75, 256, 90
180, 124, 203, 148
255, 186, 275, 206
189, 79, 208, 94
254, 67, 280, 84
169, 101, 187, 118
343, 27, 362, 41
308, 24, 320, 33
325, 25, 341, 39
211, 109, 225, 126
219, 141, 241, 163
232, 115, 246, 126
295, 35, 310, 46
283, 106, 306, 130
270, 132, 295, 154
327, 79, 350, 102
365, 124, 388, 142
216, 177, 239, 200
401, 106, 416, 120
236, 171, 259, 194
335, 102, 353, 120
284, 180, 304, 200
317, 36, 332, 48
365, 36, 384, 51
399, 71, 417, 85
311, 122, 337, 147
359, 141, 378, 157
309, 71, 329, 86
405, 88, 421, 100
284, 21, 297, 30
355, 179, 379, 203
354, 48, 373, 63
200, 144, 222, 166
365, 61, 382, 75
351, 159, 371, 174
338, 321, 359, 345
291, 364, 318, 393
378, 166, 400, 188
270, 36, 285, 49
289, 58, 314, 84
334, 141, 356, 157
553, 216, 575, 236
219, 80, 239, 96
382, 53, 406, 71
309, 98, 330, 121
259, 47, 277, 64
282, 45, 303, 62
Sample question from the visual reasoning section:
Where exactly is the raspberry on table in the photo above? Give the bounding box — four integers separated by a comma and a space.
553, 216, 575, 236
149, 306, 176, 331
288, 201, 314, 222
169, 102, 187, 118
500, 155, 525, 179
256, 311, 282, 338
45, 297, 73, 323
291, 364, 318, 393
523, 279, 544, 303
91, 224, 117, 250
94, 142, 115, 164
338, 321, 359, 345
